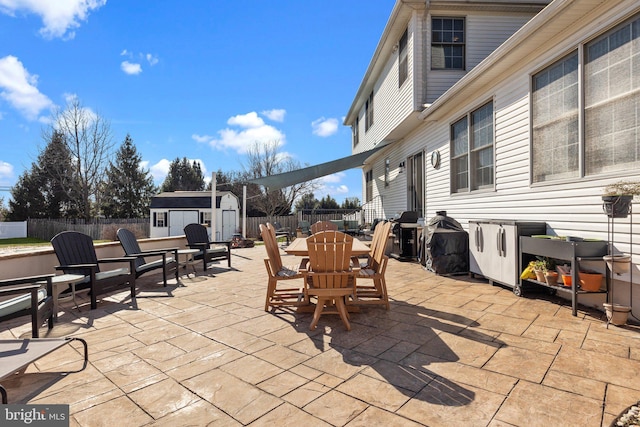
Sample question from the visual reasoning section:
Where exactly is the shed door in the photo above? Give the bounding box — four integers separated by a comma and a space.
169, 210, 199, 236
221, 210, 236, 241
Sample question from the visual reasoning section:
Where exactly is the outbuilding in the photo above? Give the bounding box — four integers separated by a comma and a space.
149, 191, 239, 241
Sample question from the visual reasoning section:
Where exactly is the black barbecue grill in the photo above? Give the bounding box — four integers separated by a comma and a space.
390, 211, 420, 261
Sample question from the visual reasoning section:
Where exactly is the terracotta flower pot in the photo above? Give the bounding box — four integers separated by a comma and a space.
579, 272, 602, 291
545, 271, 559, 287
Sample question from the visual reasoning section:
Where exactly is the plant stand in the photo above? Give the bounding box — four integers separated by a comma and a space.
604, 200, 635, 328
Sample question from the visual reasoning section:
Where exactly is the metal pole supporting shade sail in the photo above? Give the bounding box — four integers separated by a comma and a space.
247, 145, 387, 191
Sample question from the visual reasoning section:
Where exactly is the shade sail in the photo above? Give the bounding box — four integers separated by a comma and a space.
247, 144, 387, 191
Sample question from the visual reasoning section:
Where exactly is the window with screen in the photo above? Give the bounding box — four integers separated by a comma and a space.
584, 17, 640, 175
353, 116, 359, 148
532, 52, 579, 183
399, 28, 408, 86
530, 14, 640, 183
432, 17, 465, 70
365, 91, 374, 131
365, 169, 373, 202
153, 212, 167, 227
450, 102, 494, 193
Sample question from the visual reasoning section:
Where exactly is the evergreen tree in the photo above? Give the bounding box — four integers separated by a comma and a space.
101, 134, 157, 218
160, 157, 205, 192
7, 130, 76, 220
37, 130, 78, 217
7, 171, 46, 220
295, 192, 320, 212
341, 197, 361, 210
319, 195, 340, 210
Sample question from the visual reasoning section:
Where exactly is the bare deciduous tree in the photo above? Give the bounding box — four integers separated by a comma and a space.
43, 97, 115, 220
243, 140, 318, 216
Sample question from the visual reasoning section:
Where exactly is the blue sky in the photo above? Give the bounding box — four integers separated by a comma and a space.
0, 1, 393, 204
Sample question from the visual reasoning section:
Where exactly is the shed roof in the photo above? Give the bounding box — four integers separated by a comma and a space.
150, 191, 236, 209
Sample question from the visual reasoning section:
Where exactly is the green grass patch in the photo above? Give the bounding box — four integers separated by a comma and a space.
0, 237, 51, 247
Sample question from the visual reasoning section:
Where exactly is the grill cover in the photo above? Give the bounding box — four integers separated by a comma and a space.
420, 212, 469, 274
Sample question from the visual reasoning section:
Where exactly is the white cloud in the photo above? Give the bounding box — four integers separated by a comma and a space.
313, 173, 349, 199
0, 0, 107, 39
145, 53, 158, 66
150, 159, 171, 182
119, 51, 158, 74
192, 134, 211, 144
320, 172, 345, 184
61, 92, 97, 123
121, 61, 142, 75
312, 117, 339, 137
0, 161, 14, 182
262, 109, 286, 122
228, 111, 264, 128
197, 111, 286, 154
0, 55, 53, 120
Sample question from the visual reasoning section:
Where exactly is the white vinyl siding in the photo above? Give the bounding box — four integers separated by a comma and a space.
426, 14, 539, 103
355, 13, 420, 153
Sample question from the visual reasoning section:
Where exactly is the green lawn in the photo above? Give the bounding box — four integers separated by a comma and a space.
0, 237, 50, 247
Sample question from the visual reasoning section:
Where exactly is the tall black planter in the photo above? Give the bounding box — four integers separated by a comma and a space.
602, 195, 632, 218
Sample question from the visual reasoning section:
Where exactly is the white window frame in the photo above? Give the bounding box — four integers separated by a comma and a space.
450, 101, 494, 193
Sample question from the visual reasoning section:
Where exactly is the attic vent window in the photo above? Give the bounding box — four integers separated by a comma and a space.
431, 17, 465, 70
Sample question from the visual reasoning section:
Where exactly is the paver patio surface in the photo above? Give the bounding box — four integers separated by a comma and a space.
1, 244, 639, 426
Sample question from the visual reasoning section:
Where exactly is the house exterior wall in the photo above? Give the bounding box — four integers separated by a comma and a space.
353, 0, 640, 309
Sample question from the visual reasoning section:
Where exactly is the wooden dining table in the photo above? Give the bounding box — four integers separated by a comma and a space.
284, 236, 371, 256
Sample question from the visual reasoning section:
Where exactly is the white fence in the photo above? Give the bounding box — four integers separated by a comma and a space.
0, 221, 27, 239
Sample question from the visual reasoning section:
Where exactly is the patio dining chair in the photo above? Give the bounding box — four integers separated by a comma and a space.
349, 220, 391, 309
301, 231, 359, 331
117, 228, 179, 285
310, 220, 338, 234
272, 221, 292, 245
0, 274, 54, 338
183, 223, 232, 272
260, 223, 308, 311
51, 231, 137, 310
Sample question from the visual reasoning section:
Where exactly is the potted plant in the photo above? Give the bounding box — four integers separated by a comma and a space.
602, 180, 640, 218
532, 259, 548, 282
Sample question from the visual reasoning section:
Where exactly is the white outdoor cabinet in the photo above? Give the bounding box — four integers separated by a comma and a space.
469, 220, 546, 289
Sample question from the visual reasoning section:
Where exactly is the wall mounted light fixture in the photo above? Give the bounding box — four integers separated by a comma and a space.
398, 161, 406, 173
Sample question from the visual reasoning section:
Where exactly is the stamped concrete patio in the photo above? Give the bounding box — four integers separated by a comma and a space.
1, 244, 640, 426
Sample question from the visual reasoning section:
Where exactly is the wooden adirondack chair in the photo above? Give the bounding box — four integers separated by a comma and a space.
310, 220, 338, 234
301, 231, 358, 331
350, 221, 391, 309
260, 223, 308, 311
117, 228, 178, 285
51, 231, 137, 310
183, 223, 232, 272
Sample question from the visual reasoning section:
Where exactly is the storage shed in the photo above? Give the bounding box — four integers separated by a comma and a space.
149, 191, 239, 241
